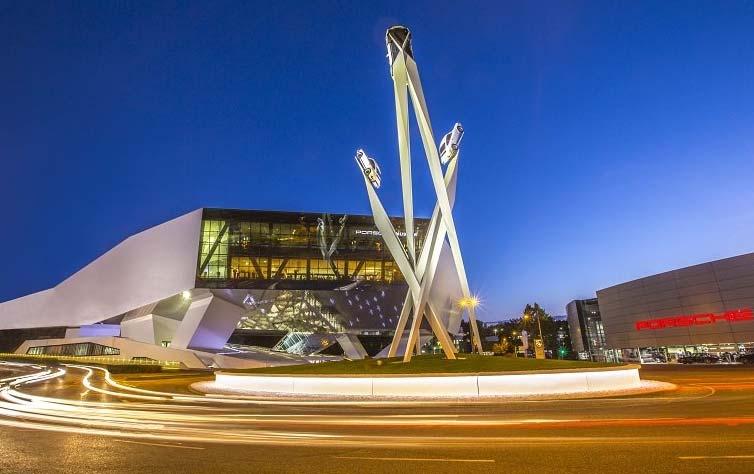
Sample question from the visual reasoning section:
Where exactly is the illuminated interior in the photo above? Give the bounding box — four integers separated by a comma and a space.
196, 209, 425, 287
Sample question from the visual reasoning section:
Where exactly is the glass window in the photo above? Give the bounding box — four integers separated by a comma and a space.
270, 258, 285, 278
26, 343, 120, 357
363, 260, 382, 281
266, 258, 308, 279
229, 222, 249, 248
383, 261, 403, 283
281, 258, 308, 279
310, 258, 336, 280
230, 257, 268, 279
198, 219, 228, 279
348, 227, 382, 251
351, 260, 383, 281
269, 223, 309, 248
334, 259, 346, 278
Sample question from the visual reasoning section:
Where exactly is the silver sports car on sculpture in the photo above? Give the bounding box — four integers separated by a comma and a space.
439, 123, 464, 165
356, 149, 382, 189
386, 25, 413, 67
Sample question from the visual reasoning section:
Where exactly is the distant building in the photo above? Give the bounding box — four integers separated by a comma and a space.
480, 320, 509, 327
566, 298, 606, 361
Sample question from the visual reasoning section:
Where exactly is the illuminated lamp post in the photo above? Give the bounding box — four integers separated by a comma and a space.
458, 296, 481, 352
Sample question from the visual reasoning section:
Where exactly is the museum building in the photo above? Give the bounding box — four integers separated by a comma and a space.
0, 208, 463, 368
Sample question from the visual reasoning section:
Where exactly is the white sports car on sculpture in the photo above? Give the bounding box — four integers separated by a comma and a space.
356, 149, 382, 189
439, 122, 464, 165
386, 25, 413, 67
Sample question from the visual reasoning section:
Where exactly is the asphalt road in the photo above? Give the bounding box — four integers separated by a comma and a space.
2, 363, 754, 474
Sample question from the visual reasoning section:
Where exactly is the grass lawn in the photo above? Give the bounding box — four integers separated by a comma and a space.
225, 354, 622, 375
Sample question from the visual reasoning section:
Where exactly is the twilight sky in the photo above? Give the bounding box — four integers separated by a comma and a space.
2, 1, 754, 320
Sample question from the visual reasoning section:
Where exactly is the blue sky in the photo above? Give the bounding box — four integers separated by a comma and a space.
2, 1, 754, 319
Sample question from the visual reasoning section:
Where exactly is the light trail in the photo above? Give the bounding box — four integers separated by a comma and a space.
1, 362, 754, 449
679, 455, 754, 460
111, 439, 206, 450
332, 455, 495, 463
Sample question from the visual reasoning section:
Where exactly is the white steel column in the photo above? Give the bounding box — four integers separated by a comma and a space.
361, 171, 457, 360
401, 42, 483, 354
356, 25, 483, 362
390, 52, 416, 265
388, 156, 459, 358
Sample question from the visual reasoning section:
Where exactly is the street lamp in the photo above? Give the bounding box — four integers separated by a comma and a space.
458, 296, 480, 309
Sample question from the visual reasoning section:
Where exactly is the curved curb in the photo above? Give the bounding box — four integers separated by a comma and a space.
217, 363, 638, 378
191, 379, 676, 402
208, 365, 644, 399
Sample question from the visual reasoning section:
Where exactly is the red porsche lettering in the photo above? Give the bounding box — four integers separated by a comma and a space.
635, 308, 753, 331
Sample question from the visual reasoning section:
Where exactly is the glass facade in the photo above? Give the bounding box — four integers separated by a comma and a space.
604, 342, 754, 364
26, 342, 120, 357
235, 286, 405, 333
566, 298, 607, 361
198, 219, 229, 279
196, 209, 428, 289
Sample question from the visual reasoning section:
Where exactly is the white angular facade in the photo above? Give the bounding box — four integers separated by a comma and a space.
0, 207, 458, 367
0, 209, 204, 330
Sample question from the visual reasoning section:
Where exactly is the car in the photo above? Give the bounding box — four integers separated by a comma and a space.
678, 353, 720, 364
679, 354, 709, 364
641, 352, 667, 363
698, 354, 720, 364
438, 123, 464, 165
386, 25, 413, 67
739, 353, 754, 364
651, 352, 667, 363
355, 149, 381, 189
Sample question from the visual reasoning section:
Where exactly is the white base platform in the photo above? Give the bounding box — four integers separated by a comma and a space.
207, 365, 646, 399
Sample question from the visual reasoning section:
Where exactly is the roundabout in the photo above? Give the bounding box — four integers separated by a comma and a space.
193, 356, 672, 400
1, 360, 754, 474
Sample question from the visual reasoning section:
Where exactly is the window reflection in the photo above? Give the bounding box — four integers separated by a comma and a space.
198, 212, 426, 285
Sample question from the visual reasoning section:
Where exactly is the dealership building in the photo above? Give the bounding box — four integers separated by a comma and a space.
0, 208, 463, 368
592, 252, 754, 362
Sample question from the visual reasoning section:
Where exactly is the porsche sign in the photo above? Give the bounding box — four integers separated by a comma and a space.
635, 308, 753, 331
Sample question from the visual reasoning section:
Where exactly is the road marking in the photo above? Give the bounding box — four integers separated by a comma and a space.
333, 456, 494, 463
112, 439, 205, 450
679, 455, 754, 460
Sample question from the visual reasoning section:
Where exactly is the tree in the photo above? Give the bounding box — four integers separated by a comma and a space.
459, 319, 489, 352
522, 303, 559, 353
491, 338, 511, 355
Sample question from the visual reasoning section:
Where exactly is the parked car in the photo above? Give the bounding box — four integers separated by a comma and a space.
641, 352, 667, 363
678, 353, 720, 364
738, 353, 754, 364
